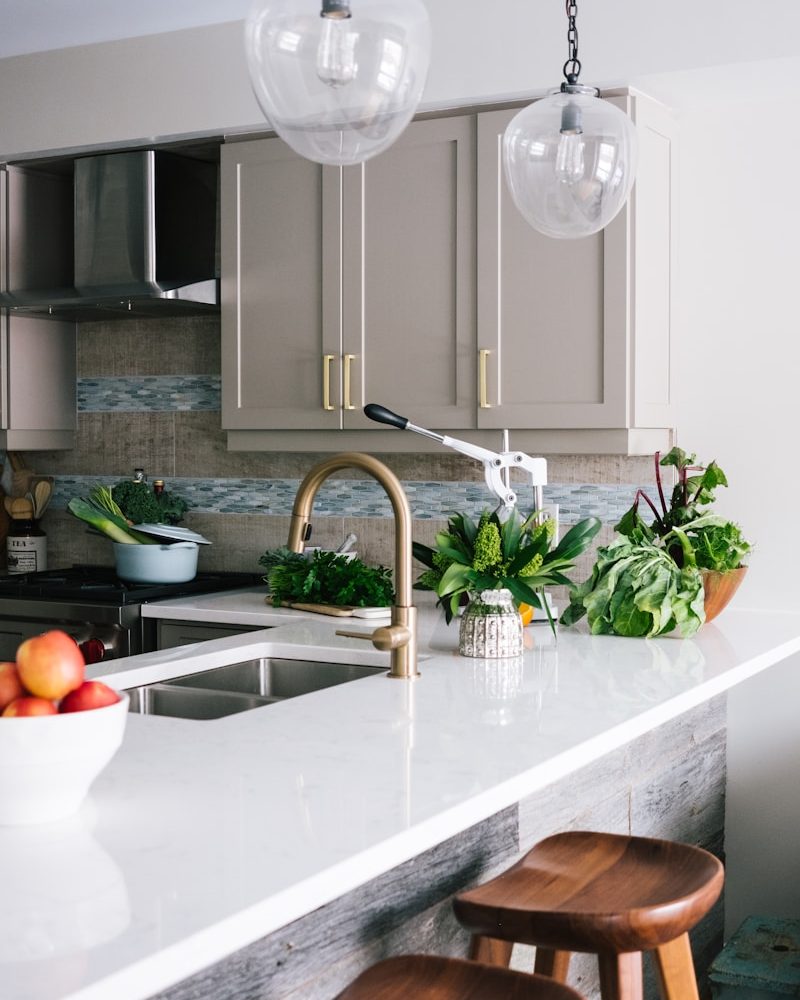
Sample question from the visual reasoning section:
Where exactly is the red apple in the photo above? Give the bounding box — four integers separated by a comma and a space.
16, 630, 85, 701
3, 696, 58, 717
59, 681, 120, 713
0, 662, 25, 712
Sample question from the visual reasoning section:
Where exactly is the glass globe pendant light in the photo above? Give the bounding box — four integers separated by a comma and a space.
245, 0, 432, 166
503, 0, 638, 239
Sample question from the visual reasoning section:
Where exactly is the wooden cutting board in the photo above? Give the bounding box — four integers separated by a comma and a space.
277, 601, 391, 619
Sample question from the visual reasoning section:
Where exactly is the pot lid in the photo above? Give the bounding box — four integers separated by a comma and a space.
133, 524, 212, 545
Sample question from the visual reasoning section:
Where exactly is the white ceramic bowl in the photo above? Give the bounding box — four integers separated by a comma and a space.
113, 540, 199, 583
0, 693, 129, 825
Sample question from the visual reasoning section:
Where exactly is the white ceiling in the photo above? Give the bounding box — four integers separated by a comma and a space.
0, 0, 251, 59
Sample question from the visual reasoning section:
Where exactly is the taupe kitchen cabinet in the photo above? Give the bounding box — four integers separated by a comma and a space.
476, 92, 674, 443
221, 115, 475, 433
0, 166, 76, 450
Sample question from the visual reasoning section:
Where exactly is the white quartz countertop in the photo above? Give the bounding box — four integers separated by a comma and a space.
5, 601, 800, 1000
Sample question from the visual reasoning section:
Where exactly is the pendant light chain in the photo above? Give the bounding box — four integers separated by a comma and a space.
563, 0, 581, 85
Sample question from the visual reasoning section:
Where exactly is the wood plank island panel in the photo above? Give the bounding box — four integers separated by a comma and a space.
153, 698, 726, 1000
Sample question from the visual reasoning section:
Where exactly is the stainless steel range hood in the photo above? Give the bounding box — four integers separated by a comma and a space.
0, 149, 219, 321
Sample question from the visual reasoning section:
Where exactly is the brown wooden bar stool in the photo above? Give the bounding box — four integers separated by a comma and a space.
334, 955, 585, 999
452, 831, 724, 1000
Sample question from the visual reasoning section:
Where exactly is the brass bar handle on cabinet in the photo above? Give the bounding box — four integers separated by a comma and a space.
322, 354, 335, 411
479, 349, 492, 408
343, 354, 356, 410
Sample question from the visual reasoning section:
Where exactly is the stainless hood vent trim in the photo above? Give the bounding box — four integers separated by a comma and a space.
1, 149, 219, 321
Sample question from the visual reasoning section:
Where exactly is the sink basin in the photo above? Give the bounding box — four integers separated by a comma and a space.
127, 685, 274, 720
127, 657, 385, 720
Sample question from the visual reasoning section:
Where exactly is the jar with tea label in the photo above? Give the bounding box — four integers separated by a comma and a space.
7, 516, 47, 574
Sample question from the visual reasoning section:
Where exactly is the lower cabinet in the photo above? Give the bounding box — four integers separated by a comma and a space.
156, 620, 263, 651
223, 90, 675, 455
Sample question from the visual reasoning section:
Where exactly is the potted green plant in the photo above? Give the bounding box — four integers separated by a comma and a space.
561, 448, 751, 638
413, 509, 601, 646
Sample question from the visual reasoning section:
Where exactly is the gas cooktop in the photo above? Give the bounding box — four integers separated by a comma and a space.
0, 566, 263, 605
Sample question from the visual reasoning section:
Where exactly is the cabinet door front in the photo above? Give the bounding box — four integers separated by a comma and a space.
476, 108, 627, 430
221, 138, 342, 430
341, 116, 476, 430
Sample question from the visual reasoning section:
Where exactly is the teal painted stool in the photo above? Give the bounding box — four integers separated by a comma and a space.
709, 916, 800, 998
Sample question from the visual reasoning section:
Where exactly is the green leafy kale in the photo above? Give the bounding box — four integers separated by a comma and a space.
261, 549, 393, 608
112, 480, 189, 526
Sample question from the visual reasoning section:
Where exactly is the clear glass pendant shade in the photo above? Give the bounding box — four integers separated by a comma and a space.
503, 90, 638, 239
245, 0, 432, 166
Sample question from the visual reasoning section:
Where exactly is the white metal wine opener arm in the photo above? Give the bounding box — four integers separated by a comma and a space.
363, 404, 547, 513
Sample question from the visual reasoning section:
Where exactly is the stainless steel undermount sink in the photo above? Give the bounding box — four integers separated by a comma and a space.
127, 657, 385, 721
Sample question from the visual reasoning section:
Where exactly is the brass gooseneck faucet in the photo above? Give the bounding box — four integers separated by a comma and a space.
287, 453, 419, 680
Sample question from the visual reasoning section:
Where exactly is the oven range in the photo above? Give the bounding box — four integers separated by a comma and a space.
0, 566, 263, 662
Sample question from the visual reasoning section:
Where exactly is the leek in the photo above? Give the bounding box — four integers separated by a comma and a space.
90, 485, 128, 521
67, 497, 156, 544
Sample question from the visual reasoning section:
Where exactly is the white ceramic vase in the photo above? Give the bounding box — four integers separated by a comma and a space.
458, 588, 523, 659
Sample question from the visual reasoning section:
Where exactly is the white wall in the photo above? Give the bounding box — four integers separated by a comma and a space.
666, 85, 800, 934
2, 2, 800, 159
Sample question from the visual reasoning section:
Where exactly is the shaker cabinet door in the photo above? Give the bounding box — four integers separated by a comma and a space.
340, 115, 476, 431
475, 106, 629, 430
221, 138, 342, 431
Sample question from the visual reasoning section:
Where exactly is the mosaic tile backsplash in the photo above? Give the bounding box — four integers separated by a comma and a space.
29, 317, 657, 574
53, 474, 645, 525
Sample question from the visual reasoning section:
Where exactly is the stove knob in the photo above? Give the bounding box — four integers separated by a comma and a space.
78, 637, 107, 664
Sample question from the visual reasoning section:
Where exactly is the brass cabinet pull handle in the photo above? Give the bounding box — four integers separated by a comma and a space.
343, 354, 356, 410
322, 354, 336, 411
479, 349, 492, 408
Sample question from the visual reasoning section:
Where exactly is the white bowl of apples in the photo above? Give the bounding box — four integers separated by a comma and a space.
0, 630, 128, 826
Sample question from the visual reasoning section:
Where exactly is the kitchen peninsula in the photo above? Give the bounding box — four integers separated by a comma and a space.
4, 600, 800, 1000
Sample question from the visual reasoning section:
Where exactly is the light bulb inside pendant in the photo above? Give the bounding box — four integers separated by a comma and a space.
245, 0, 432, 167
316, 3, 357, 88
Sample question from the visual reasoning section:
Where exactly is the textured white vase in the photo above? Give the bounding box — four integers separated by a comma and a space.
458, 589, 523, 659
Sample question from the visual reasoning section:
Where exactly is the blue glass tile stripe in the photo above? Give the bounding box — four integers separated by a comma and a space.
52, 477, 644, 525
78, 376, 221, 412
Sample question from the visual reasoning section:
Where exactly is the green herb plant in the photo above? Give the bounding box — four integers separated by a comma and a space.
260, 549, 394, 608
561, 448, 751, 638
413, 509, 601, 628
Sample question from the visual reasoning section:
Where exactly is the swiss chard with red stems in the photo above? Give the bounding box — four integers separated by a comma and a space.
561, 448, 751, 638
614, 447, 750, 573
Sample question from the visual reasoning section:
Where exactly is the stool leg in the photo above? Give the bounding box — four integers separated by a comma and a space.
653, 933, 700, 1000
468, 934, 513, 966
534, 948, 572, 981
597, 952, 643, 1000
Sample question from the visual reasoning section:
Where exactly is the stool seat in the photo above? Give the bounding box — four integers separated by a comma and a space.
334, 955, 585, 999
454, 831, 724, 954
